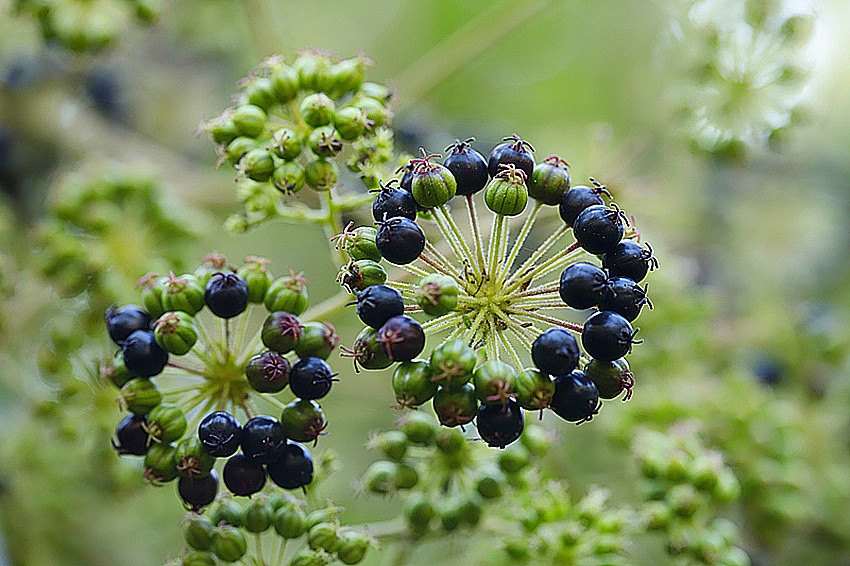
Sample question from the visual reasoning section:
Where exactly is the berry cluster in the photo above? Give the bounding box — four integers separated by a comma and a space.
103, 254, 341, 511
201, 51, 394, 232
336, 136, 657, 447
12, 0, 159, 52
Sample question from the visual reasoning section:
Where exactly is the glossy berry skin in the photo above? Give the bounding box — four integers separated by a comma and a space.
372, 182, 417, 221
223, 453, 267, 496
602, 240, 656, 283
378, 315, 425, 361
476, 399, 524, 449
267, 442, 314, 490
572, 205, 625, 255
392, 360, 438, 408
105, 304, 151, 344
245, 351, 290, 393
199, 411, 241, 457
375, 216, 425, 265
559, 262, 609, 310
528, 156, 570, 206
281, 399, 326, 443
261, 312, 303, 354
598, 276, 650, 322
581, 310, 638, 361
113, 414, 149, 456
178, 470, 219, 513
348, 326, 392, 371
205, 273, 250, 319
241, 416, 287, 463
559, 183, 608, 227
551, 370, 600, 423
433, 383, 478, 427
356, 284, 404, 329
122, 329, 169, 377
410, 163, 457, 208
289, 357, 336, 400
487, 136, 534, 181
531, 328, 580, 376
444, 139, 489, 196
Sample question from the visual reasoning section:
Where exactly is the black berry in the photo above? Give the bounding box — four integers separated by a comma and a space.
531, 328, 580, 376
476, 399, 524, 449
241, 416, 287, 463
378, 315, 425, 361
581, 311, 640, 362
597, 276, 651, 322
356, 284, 404, 329
444, 138, 489, 196
372, 180, 417, 221
558, 178, 610, 227
572, 204, 626, 255
559, 262, 609, 310
112, 414, 149, 456
289, 357, 336, 400
199, 411, 242, 457
266, 442, 314, 490
205, 272, 250, 319
602, 240, 657, 283
487, 135, 534, 181
375, 216, 425, 265
178, 469, 219, 513
105, 304, 151, 345
550, 370, 600, 423
122, 329, 169, 377
223, 453, 267, 496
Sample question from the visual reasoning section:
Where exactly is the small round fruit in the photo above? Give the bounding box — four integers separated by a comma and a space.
281, 399, 327, 443
581, 310, 639, 361
271, 127, 302, 160
175, 436, 216, 478
550, 370, 600, 423
372, 180, 417, 221
444, 138, 488, 196
598, 276, 651, 322
432, 384, 478, 427
346, 326, 392, 371
184, 515, 215, 550
236, 257, 272, 304
484, 165, 528, 216
105, 304, 151, 344
378, 315, 425, 361
272, 161, 306, 195
356, 284, 404, 329
559, 262, 608, 310
264, 273, 309, 315
415, 274, 458, 316
531, 328, 580, 376
120, 377, 162, 415
477, 399, 524, 448
559, 179, 610, 227
178, 469, 218, 513
113, 414, 149, 456
602, 240, 657, 283
153, 311, 197, 355
122, 330, 169, 377
472, 360, 517, 405
391, 360, 437, 408
231, 104, 267, 137
294, 321, 339, 359
572, 204, 625, 255
273, 504, 308, 538
375, 216, 425, 265
198, 411, 241, 458
242, 499, 274, 533
300, 93, 335, 127
410, 153, 457, 208
143, 442, 179, 484
428, 338, 475, 390
240, 416, 287, 463
515, 368, 555, 411
204, 273, 249, 319
245, 350, 290, 393
238, 149, 275, 182
212, 525, 247, 563
289, 357, 336, 400
342, 226, 381, 262
267, 442, 314, 490
529, 155, 570, 205
487, 135, 534, 180
584, 358, 632, 400
146, 403, 187, 444
304, 158, 339, 190
223, 453, 267, 496
261, 311, 303, 353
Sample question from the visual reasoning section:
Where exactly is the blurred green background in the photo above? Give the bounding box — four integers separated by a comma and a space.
1, 0, 849, 565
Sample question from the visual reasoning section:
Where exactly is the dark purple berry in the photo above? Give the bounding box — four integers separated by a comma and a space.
205, 272, 250, 319
550, 370, 600, 423
378, 315, 425, 362
356, 284, 404, 329
531, 328, 580, 376
199, 411, 241, 457
476, 399, 524, 448
245, 351, 290, 393
375, 216, 425, 265
559, 262, 609, 310
112, 414, 149, 456
602, 240, 657, 283
597, 277, 651, 322
266, 442, 314, 490
487, 135, 534, 181
572, 204, 626, 255
223, 453, 267, 496
122, 329, 169, 377
241, 416, 287, 463
372, 180, 417, 221
581, 311, 640, 362
178, 469, 219, 513
105, 304, 151, 344
444, 138, 489, 196
558, 178, 610, 227
289, 357, 336, 400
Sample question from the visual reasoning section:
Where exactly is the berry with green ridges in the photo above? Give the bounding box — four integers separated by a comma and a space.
212, 525, 247, 563
161, 273, 205, 316
294, 321, 339, 359
515, 368, 556, 411
304, 158, 339, 190
473, 360, 517, 406
243, 77, 276, 109
415, 274, 458, 316
210, 499, 243, 527
529, 155, 570, 205
231, 105, 266, 137
261, 311, 303, 353
265, 272, 309, 315
391, 359, 437, 408
336, 530, 372, 565
143, 442, 178, 484
183, 516, 215, 551
273, 504, 308, 538
237, 148, 275, 182
333, 107, 368, 140
308, 126, 343, 158
281, 398, 327, 443
175, 436, 216, 478
429, 338, 475, 390
409, 149, 457, 208
338, 259, 387, 292
241, 499, 273, 533
308, 522, 340, 553
485, 164, 528, 216
401, 411, 438, 445
153, 311, 197, 355
146, 403, 187, 444
236, 257, 272, 304
271, 65, 299, 103
120, 377, 162, 415
300, 93, 335, 127
222, 136, 258, 165
270, 128, 302, 160
340, 226, 381, 262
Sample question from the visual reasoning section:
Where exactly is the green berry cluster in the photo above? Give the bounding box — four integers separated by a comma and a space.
633, 423, 749, 566
201, 51, 394, 232
12, 0, 160, 52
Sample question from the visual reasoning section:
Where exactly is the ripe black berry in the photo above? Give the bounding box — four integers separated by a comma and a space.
112, 414, 149, 456
378, 315, 425, 361
266, 442, 314, 490
122, 329, 169, 377
531, 328, 580, 376
597, 276, 651, 322
581, 310, 640, 361
356, 284, 404, 329
289, 357, 337, 400
205, 272, 250, 319
223, 453, 267, 496
602, 240, 657, 283
559, 262, 609, 310
375, 216, 425, 265
199, 411, 242, 457
444, 138, 489, 196
487, 135, 534, 181
241, 416, 287, 463
105, 304, 151, 344
178, 469, 219, 512
476, 399, 524, 449
572, 204, 626, 255
372, 180, 417, 221
550, 370, 600, 423
558, 178, 610, 227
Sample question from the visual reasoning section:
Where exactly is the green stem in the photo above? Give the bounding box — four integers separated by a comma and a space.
505, 224, 568, 288
428, 206, 468, 269
255, 534, 265, 566
423, 239, 463, 280
420, 312, 465, 334
464, 308, 489, 348
235, 305, 252, 354
497, 201, 543, 285
487, 214, 505, 281
505, 308, 582, 333
465, 195, 487, 273
493, 315, 524, 370
418, 253, 458, 280
435, 205, 475, 268
504, 239, 580, 294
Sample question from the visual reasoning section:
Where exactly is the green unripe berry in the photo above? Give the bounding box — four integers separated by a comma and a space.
242, 499, 273, 533
515, 368, 555, 411
281, 399, 326, 443
363, 460, 397, 494
294, 53, 333, 92
331, 57, 366, 94
503, 537, 530, 560
391, 360, 436, 408
642, 500, 672, 531
205, 116, 239, 145
272, 162, 306, 195
288, 549, 326, 566
231, 105, 267, 138
474, 467, 506, 499
498, 445, 531, 474
212, 525, 247, 563
181, 551, 216, 566
223, 136, 258, 165
460, 495, 483, 526
690, 455, 720, 492
273, 504, 308, 539
333, 107, 367, 141
359, 82, 392, 103
236, 257, 272, 303
295, 321, 339, 359
309, 127, 343, 158
584, 357, 631, 400
244, 77, 277, 110
428, 339, 475, 390
439, 497, 464, 532
434, 427, 466, 455
105, 351, 135, 388
265, 274, 309, 315
239, 148, 276, 182
352, 97, 389, 130
404, 492, 435, 533
667, 484, 699, 518
394, 462, 419, 490
146, 403, 187, 444
162, 274, 205, 315
183, 516, 215, 550
301, 93, 335, 127
350, 326, 392, 370
262, 311, 303, 353
528, 155, 570, 205
271, 65, 299, 103
432, 384, 478, 427
338, 259, 386, 292
304, 158, 339, 190
139, 275, 166, 320
411, 162, 456, 208
307, 522, 339, 553
174, 436, 215, 479
121, 378, 162, 416
271, 128, 302, 160
416, 274, 458, 316
520, 423, 552, 456
373, 430, 409, 461
154, 311, 198, 355
306, 507, 339, 529
343, 226, 381, 262
143, 442, 178, 483
485, 166, 528, 216
401, 411, 438, 445
473, 360, 517, 405
210, 500, 243, 527
336, 530, 371, 565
